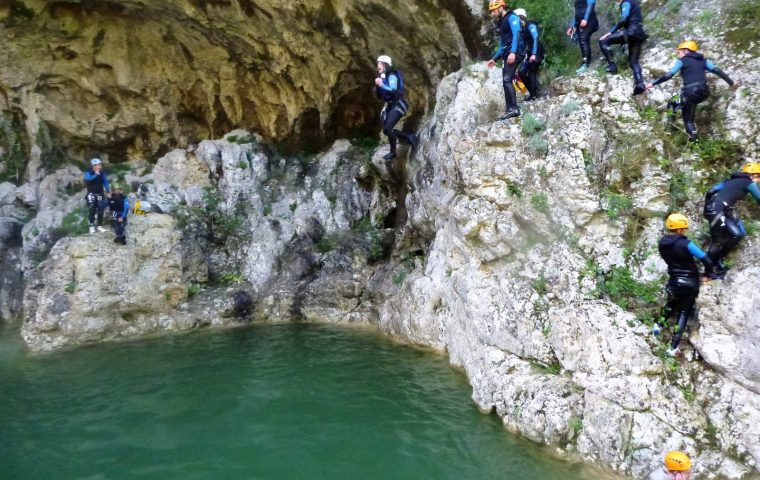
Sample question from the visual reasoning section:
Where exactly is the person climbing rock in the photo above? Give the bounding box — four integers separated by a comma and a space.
598, 0, 648, 95
84, 158, 111, 234
655, 214, 714, 358
702, 163, 760, 279
648, 451, 693, 480
375, 55, 416, 160
109, 183, 129, 245
646, 41, 734, 142
567, 0, 598, 73
486, 0, 523, 119
515, 8, 544, 101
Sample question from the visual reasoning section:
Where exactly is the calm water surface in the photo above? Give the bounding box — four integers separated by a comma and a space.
0, 323, 604, 479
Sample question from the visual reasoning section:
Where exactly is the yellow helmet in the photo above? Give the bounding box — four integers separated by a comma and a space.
664, 451, 692, 472
666, 214, 689, 230
741, 162, 760, 174
488, 0, 506, 10
677, 40, 699, 52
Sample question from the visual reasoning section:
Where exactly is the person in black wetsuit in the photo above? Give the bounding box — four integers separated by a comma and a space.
83, 158, 111, 234
486, 0, 523, 120
515, 8, 544, 102
109, 183, 130, 245
567, 0, 598, 73
656, 213, 714, 358
646, 41, 734, 142
599, 0, 648, 95
702, 163, 760, 279
375, 54, 416, 160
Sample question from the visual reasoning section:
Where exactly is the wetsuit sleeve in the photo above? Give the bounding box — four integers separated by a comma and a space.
529, 24, 540, 55
610, 1, 630, 33
652, 60, 682, 86
583, 0, 595, 21
509, 15, 521, 53
102, 173, 110, 193
83, 171, 97, 181
122, 198, 130, 219
748, 182, 760, 202
687, 241, 706, 259
377, 75, 398, 92
492, 30, 506, 61
706, 60, 734, 85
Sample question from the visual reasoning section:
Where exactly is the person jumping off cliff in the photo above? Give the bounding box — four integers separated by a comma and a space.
702, 163, 760, 279
375, 55, 416, 161
515, 8, 544, 102
486, 0, 523, 120
648, 451, 693, 479
599, 0, 648, 96
109, 183, 129, 245
646, 41, 734, 142
84, 158, 111, 234
567, 0, 598, 74
655, 214, 714, 358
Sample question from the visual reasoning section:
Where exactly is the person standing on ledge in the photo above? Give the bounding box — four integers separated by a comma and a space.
648, 451, 693, 480
375, 54, 416, 161
599, 0, 648, 95
567, 0, 598, 74
486, 0, 523, 120
655, 214, 714, 358
702, 163, 760, 279
515, 8, 544, 102
84, 158, 111, 234
646, 40, 734, 142
109, 183, 130, 245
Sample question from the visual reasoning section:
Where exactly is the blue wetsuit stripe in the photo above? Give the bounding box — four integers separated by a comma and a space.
378, 74, 398, 92
583, 0, 595, 21
509, 14, 521, 53
687, 241, 707, 259
529, 24, 539, 55
748, 182, 760, 202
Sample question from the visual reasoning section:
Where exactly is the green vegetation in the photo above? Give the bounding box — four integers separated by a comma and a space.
568, 416, 583, 437
187, 282, 206, 298
216, 272, 245, 285
65, 282, 77, 294
531, 359, 561, 375
392, 257, 415, 286
36, 122, 75, 173
174, 187, 244, 245
54, 206, 90, 237
226, 134, 257, 144
531, 192, 550, 214
522, 113, 546, 135
527, 134, 549, 156
0, 114, 28, 184
598, 265, 661, 312
314, 235, 338, 254
506, 180, 523, 198
353, 216, 387, 264
606, 193, 633, 220
2, 1, 35, 27
560, 101, 580, 115
725, 0, 760, 54
532, 271, 548, 295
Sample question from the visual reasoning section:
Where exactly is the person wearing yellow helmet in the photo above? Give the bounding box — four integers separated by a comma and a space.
656, 213, 714, 357
375, 55, 417, 161
646, 40, 734, 142
599, 0, 648, 95
702, 163, 760, 279
649, 451, 693, 479
485, 0, 523, 120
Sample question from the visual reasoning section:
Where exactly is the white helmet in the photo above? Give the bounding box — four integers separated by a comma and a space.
514, 8, 527, 17
90, 158, 102, 166
376, 55, 392, 66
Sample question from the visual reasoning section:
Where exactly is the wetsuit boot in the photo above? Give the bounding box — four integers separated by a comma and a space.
605, 62, 618, 74
632, 68, 646, 95
685, 122, 698, 142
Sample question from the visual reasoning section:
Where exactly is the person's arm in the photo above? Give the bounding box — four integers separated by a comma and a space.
610, 1, 630, 33
584, 0, 595, 21
528, 23, 540, 56
83, 170, 97, 181
509, 14, 521, 53
377, 74, 398, 92
122, 198, 130, 219
747, 182, 760, 203
706, 60, 734, 86
102, 173, 110, 194
688, 241, 715, 272
651, 60, 683, 86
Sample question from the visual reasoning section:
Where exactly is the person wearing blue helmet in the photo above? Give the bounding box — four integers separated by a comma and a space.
83, 158, 111, 234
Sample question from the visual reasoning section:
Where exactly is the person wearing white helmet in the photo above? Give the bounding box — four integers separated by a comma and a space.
375, 55, 417, 160
83, 157, 111, 234
515, 8, 544, 101
485, 0, 523, 120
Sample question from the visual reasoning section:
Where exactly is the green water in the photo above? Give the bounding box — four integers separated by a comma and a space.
0, 324, 600, 479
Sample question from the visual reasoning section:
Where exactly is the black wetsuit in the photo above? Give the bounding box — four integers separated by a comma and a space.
574, 0, 599, 67
492, 10, 523, 114
703, 172, 760, 271
651, 53, 733, 140
599, 0, 647, 92
658, 234, 712, 350
83, 168, 110, 227
518, 20, 544, 99
109, 193, 129, 244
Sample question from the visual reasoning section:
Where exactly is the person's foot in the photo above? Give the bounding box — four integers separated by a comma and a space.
89, 225, 96, 234
652, 324, 662, 336
97, 226, 108, 233
605, 63, 618, 74
407, 133, 418, 150
633, 83, 646, 95
499, 109, 521, 120
524, 94, 538, 102
383, 151, 397, 160
576, 64, 589, 74
113, 237, 121, 243
707, 270, 725, 280
665, 347, 682, 358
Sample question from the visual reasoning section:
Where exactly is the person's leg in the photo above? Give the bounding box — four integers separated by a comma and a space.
87, 195, 97, 231
628, 40, 645, 94
717, 216, 746, 264
382, 108, 404, 159
527, 60, 541, 98
501, 60, 522, 118
579, 28, 593, 68
670, 287, 698, 351
599, 31, 627, 72
655, 284, 679, 334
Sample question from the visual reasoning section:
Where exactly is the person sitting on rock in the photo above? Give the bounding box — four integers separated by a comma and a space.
515, 8, 544, 102
648, 451, 692, 480
655, 214, 714, 358
486, 0, 523, 120
83, 158, 111, 234
702, 163, 760, 279
646, 41, 734, 142
599, 0, 648, 96
375, 54, 416, 160
109, 183, 129, 245
567, 0, 598, 74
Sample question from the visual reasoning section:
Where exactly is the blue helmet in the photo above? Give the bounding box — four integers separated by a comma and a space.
90, 158, 102, 166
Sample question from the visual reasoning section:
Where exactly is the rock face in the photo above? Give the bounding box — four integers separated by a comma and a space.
0, 0, 479, 181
